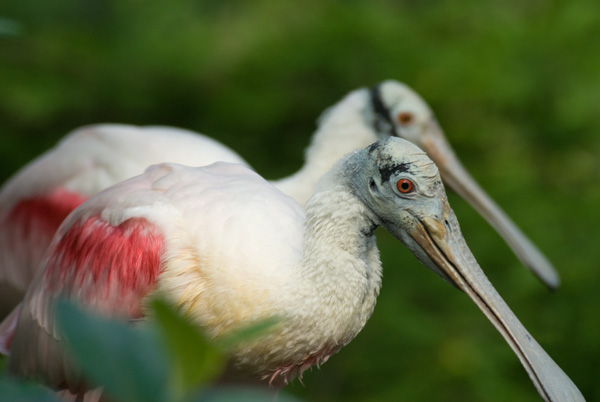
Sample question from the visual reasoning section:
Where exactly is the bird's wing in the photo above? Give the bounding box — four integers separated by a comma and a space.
0, 124, 248, 294
7, 162, 304, 392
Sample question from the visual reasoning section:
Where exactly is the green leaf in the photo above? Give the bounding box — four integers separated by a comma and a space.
56, 300, 169, 402
0, 377, 62, 402
190, 386, 302, 402
216, 317, 280, 351
0, 355, 6, 374
150, 299, 225, 397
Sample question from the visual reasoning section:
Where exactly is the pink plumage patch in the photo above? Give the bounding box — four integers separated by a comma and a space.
44, 216, 165, 318
6, 187, 87, 243
0, 187, 88, 288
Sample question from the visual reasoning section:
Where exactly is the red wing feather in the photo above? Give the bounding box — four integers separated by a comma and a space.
44, 216, 165, 318
6, 215, 166, 392
0, 188, 88, 292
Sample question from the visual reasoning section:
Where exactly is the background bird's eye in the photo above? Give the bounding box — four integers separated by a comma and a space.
396, 178, 414, 193
397, 112, 414, 125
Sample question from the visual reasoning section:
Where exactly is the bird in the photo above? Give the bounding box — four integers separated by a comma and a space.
0, 80, 558, 314
2, 137, 583, 401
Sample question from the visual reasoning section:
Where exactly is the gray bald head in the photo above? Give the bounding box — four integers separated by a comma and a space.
366, 136, 439, 187
342, 138, 451, 282
348, 137, 445, 210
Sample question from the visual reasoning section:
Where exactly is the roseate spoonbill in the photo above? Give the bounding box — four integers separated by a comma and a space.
0, 81, 558, 314
2, 138, 582, 401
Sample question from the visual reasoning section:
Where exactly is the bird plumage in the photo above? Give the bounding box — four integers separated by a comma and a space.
5, 138, 583, 401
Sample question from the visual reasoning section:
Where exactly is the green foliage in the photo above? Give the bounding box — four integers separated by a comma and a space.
0, 18, 22, 37
56, 300, 170, 402
1, 0, 598, 400
216, 316, 280, 351
150, 299, 225, 398
52, 299, 296, 402
0, 377, 61, 402
190, 387, 299, 402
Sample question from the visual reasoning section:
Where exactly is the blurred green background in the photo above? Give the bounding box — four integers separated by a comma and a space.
1, 0, 599, 401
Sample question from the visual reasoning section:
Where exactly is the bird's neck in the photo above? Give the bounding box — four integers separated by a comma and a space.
272, 90, 378, 206
300, 184, 382, 314
268, 181, 383, 379
225, 167, 384, 383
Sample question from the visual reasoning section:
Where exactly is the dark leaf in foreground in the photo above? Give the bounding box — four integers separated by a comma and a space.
0, 377, 62, 402
56, 300, 169, 402
150, 298, 225, 397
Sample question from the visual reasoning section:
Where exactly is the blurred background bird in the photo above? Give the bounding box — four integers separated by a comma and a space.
0, 1, 598, 401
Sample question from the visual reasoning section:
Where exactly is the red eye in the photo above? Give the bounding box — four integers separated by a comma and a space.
397, 112, 414, 125
396, 179, 414, 193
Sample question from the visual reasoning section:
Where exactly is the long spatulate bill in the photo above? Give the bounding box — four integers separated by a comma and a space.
411, 208, 583, 401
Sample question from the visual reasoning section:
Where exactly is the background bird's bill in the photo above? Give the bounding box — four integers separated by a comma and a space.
414, 120, 560, 289
407, 208, 583, 402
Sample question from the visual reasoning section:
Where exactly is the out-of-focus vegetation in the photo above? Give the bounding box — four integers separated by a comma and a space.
0, 0, 598, 401
0, 300, 297, 402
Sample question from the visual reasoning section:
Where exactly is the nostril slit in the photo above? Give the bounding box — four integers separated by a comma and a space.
369, 178, 376, 191
444, 220, 449, 227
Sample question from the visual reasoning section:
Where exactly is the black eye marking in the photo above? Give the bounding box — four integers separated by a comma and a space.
367, 142, 380, 155
379, 161, 411, 183
369, 84, 398, 137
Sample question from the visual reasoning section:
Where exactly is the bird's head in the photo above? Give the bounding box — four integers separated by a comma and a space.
348, 137, 459, 284
368, 80, 440, 146
345, 137, 582, 401
368, 80, 460, 177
